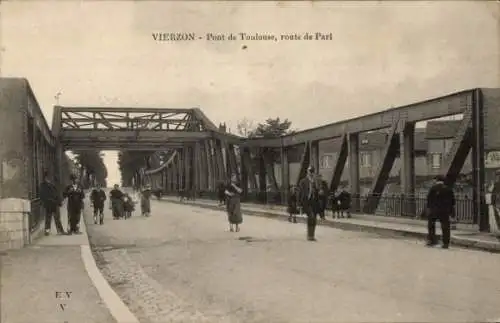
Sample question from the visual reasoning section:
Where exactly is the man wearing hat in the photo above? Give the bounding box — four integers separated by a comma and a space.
62, 174, 85, 235
426, 175, 455, 249
298, 165, 322, 241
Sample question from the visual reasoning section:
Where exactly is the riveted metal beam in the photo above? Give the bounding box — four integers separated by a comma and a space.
363, 119, 401, 214
242, 89, 475, 148
295, 143, 310, 187
328, 133, 348, 192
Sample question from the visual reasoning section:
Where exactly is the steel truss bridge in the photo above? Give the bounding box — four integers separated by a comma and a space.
1, 77, 500, 234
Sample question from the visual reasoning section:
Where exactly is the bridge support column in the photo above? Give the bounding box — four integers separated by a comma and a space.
281, 146, 289, 204
310, 141, 319, 174
226, 144, 239, 180
329, 134, 348, 192
258, 149, 267, 202
241, 147, 256, 194
295, 143, 310, 186
204, 141, 214, 191
178, 149, 185, 190
184, 146, 192, 193
240, 148, 249, 198
214, 140, 225, 183
400, 121, 416, 217
348, 133, 360, 211
55, 144, 64, 191
363, 120, 400, 214
193, 142, 201, 195
472, 89, 489, 232
198, 141, 207, 192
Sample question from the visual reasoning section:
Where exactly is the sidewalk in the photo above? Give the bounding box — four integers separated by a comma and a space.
161, 197, 500, 254
0, 204, 127, 323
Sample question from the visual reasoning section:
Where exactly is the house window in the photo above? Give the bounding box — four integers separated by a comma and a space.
360, 152, 372, 167
320, 154, 333, 169
443, 139, 454, 155
431, 153, 442, 169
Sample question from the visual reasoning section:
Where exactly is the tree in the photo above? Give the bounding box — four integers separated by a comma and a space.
249, 117, 294, 138
236, 118, 255, 137
72, 150, 107, 188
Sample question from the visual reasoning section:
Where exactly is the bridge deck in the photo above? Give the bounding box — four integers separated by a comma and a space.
86, 198, 500, 322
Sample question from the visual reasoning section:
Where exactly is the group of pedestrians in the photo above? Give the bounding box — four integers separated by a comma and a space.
215, 165, 459, 248
286, 166, 352, 241
40, 171, 154, 236
40, 165, 463, 249
40, 172, 85, 236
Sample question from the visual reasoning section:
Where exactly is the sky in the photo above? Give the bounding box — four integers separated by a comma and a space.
1, 1, 499, 185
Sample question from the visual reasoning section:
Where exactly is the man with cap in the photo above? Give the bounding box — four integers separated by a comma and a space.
298, 165, 321, 241
426, 175, 455, 249
62, 174, 85, 235
39, 170, 64, 235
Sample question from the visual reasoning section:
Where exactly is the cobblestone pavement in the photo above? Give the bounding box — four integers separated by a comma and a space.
86, 200, 500, 323
1, 245, 115, 323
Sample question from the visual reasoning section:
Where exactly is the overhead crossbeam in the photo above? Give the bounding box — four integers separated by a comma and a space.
66, 144, 184, 151
60, 129, 210, 142
56, 106, 215, 133
362, 119, 401, 214
243, 89, 475, 148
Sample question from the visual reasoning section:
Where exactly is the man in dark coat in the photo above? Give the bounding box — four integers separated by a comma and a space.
298, 165, 321, 241
426, 175, 455, 249
90, 184, 106, 225
39, 170, 64, 236
62, 174, 85, 235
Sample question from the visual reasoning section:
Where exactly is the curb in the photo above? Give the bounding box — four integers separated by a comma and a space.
80, 208, 140, 323
163, 199, 500, 254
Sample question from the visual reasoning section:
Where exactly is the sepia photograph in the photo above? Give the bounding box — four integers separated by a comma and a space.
0, 1, 499, 322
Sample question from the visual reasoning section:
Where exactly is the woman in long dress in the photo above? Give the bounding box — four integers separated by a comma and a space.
225, 173, 243, 232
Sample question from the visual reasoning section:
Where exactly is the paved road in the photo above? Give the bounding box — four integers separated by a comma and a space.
86, 200, 500, 323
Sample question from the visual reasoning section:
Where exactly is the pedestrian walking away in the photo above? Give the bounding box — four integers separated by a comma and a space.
426, 175, 455, 249
90, 184, 107, 225
336, 187, 352, 218
141, 185, 152, 217
109, 184, 125, 219
39, 170, 64, 236
225, 173, 243, 232
62, 174, 85, 235
298, 165, 322, 241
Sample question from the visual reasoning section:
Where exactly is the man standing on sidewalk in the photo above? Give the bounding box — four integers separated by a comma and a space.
63, 174, 85, 235
298, 165, 321, 241
39, 170, 64, 236
426, 175, 455, 249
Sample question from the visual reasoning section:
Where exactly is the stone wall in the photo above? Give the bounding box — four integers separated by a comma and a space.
0, 78, 30, 200
0, 198, 30, 251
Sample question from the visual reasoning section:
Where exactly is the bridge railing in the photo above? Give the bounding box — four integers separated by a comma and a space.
166, 190, 476, 225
